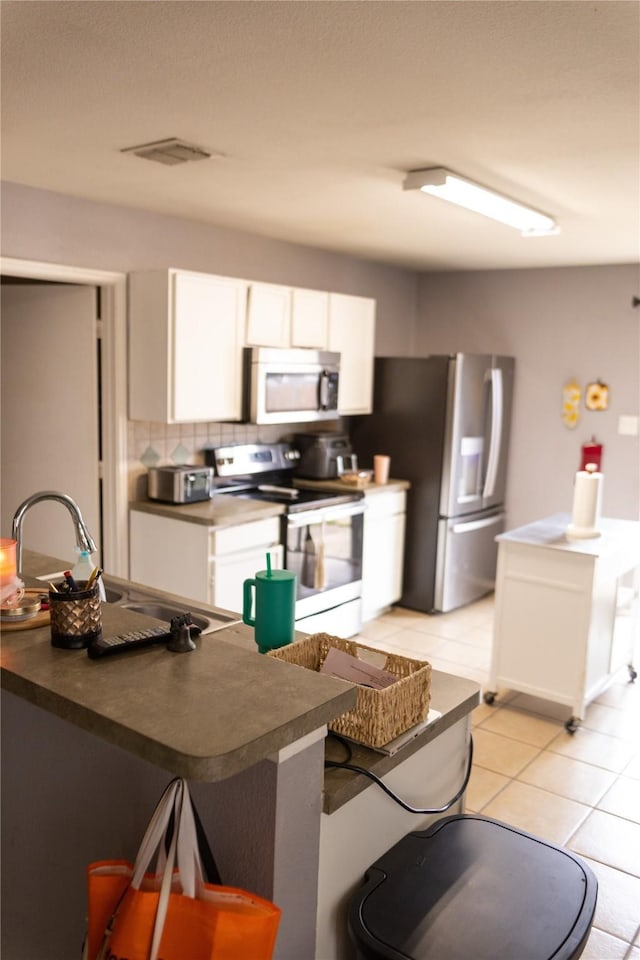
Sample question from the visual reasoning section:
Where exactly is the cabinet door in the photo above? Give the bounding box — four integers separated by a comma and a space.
291, 288, 329, 348
129, 270, 246, 423
245, 283, 291, 347
129, 510, 210, 603
173, 272, 247, 422
211, 544, 284, 615
328, 293, 376, 415
361, 511, 406, 622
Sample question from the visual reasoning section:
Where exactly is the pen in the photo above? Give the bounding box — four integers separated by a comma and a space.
63, 570, 79, 592
86, 566, 102, 588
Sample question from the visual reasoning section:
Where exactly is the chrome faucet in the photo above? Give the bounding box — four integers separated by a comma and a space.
12, 491, 97, 573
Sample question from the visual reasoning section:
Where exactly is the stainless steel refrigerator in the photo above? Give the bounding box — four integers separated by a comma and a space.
351, 353, 515, 613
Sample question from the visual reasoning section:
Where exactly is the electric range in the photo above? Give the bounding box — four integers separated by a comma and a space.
205, 442, 365, 637
206, 442, 363, 508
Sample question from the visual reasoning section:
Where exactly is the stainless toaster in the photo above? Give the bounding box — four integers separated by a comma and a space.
147, 465, 214, 504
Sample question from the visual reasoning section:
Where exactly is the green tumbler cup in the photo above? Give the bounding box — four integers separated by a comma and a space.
243, 562, 297, 654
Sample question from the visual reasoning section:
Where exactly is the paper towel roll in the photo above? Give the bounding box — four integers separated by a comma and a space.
567, 469, 603, 539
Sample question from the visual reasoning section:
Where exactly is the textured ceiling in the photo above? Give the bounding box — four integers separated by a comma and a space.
1, 0, 639, 271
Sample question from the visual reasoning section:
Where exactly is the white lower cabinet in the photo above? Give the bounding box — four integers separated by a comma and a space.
361, 489, 406, 622
129, 510, 283, 615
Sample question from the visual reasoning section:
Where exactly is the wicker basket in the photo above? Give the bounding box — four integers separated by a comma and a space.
268, 633, 431, 748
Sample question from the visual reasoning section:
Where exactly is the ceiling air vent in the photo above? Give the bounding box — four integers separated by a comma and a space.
121, 138, 221, 166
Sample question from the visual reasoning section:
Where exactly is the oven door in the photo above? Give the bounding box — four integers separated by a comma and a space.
285, 501, 365, 624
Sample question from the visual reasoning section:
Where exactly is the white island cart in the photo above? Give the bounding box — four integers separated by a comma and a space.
485, 513, 639, 732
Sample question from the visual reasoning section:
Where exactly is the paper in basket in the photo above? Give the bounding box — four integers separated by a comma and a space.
269, 633, 431, 748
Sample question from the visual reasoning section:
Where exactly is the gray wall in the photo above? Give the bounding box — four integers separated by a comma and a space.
0, 181, 418, 356
2, 181, 638, 527
414, 265, 640, 526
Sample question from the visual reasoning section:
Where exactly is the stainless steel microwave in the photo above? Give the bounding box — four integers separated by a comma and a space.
244, 347, 341, 424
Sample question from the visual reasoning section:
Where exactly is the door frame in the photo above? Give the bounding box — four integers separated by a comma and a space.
0, 256, 128, 577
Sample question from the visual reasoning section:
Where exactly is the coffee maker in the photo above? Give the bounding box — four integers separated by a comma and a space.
293, 433, 356, 479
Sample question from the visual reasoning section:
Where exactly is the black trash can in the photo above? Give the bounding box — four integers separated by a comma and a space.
349, 814, 597, 960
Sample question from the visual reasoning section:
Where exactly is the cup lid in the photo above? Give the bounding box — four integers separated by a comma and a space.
257, 568, 296, 581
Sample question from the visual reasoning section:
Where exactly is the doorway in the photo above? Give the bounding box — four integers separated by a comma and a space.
1, 279, 103, 563
0, 257, 128, 577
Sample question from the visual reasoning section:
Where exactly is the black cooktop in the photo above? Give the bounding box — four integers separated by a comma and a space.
207, 442, 363, 513
223, 483, 362, 513
211, 474, 362, 512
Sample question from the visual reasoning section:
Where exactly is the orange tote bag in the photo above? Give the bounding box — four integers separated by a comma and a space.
85, 779, 281, 960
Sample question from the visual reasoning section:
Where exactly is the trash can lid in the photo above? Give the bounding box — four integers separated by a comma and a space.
349, 815, 597, 960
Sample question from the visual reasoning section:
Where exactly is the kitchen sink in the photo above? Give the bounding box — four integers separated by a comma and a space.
100, 575, 241, 636
104, 587, 125, 604
26, 567, 239, 635
119, 602, 217, 634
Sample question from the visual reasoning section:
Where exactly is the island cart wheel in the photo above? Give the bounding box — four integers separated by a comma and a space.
483, 691, 497, 706
565, 717, 580, 735
628, 664, 637, 682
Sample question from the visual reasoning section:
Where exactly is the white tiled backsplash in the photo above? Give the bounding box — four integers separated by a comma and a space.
127, 419, 346, 501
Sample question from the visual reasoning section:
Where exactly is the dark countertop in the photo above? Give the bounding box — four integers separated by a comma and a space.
4, 551, 480, 809
1, 552, 356, 783
223, 620, 480, 813
322, 670, 480, 813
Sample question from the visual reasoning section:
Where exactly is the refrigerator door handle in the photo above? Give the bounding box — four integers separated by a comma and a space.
451, 512, 505, 534
483, 367, 503, 499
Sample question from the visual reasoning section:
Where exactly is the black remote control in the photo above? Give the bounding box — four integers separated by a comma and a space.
87, 625, 171, 659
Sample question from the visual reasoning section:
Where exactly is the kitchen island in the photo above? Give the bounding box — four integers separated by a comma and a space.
1, 551, 479, 960
488, 513, 640, 730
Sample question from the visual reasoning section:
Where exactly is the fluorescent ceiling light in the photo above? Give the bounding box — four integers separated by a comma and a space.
403, 167, 559, 236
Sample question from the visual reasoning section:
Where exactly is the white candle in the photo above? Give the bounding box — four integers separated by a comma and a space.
568, 468, 603, 538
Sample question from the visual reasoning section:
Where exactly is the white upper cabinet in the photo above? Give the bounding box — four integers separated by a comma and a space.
290, 288, 329, 348
129, 270, 247, 423
245, 283, 292, 347
243, 284, 375, 414
328, 293, 376, 415
128, 268, 376, 423
246, 285, 328, 350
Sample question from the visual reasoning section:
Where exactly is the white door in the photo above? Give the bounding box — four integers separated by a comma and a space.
1, 282, 101, 567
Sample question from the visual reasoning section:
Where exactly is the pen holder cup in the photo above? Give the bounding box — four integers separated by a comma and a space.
49, 581, 102, 649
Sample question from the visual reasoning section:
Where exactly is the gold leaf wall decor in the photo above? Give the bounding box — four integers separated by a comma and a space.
585, 380, 609, 411
562, 378, 581, 428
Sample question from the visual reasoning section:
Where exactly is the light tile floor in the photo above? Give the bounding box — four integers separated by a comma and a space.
355, 596, 640, 960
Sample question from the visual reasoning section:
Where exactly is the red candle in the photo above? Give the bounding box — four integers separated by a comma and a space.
0, 538, 17, 587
